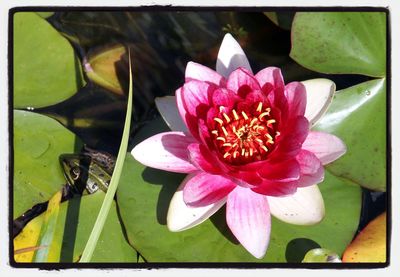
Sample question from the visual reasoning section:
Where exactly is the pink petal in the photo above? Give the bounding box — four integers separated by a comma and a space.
268, 86, 288, 122
267, 185, 325, 225
177, 80, 214, 139
226, 186, 271, 259
296, 150, 325, 187
211, 88, 240, 109
226, 67, 261, 95
255, 67, 285, 90
183, 172, 236, 207
187, 143, 224, 174
185, 61, 224, 85
216, 33, 252, 78
131, 132, 197, 173
284, 81, 307, 118
302, 131, 347, 165
181, 80, 212, 117
251, 180, 298, 196
259, 159, 300, 182
155, 96, 188, 132
167, 177, 227, 232
268, 116, 309, 161
229, 170, 263, 187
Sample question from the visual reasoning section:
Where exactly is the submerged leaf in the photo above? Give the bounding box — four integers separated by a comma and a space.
85, 44, 129, 95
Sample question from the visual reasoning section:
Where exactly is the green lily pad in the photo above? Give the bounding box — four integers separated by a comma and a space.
14, 110, 82, 218
314, 79, 386, 191
290, 12, 386, 77
117, 118, 361, 262
14, 192, 137, 262
14, 12, 85, 109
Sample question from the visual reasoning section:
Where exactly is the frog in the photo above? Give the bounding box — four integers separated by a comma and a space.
59, 145, 115, 194
13, 145, 116, 237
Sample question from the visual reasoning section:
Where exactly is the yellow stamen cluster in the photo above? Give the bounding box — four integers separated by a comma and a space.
211, 102, 278, 164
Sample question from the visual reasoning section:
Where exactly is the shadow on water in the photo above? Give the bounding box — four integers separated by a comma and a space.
285, 238, 321, 262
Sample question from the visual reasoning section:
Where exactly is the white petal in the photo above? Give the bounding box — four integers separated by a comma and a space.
302, 78, 336, 125
267, 185, 325, 225
216, 33, 252, 78
167, 176, 227, 232
155, 96, 188, 132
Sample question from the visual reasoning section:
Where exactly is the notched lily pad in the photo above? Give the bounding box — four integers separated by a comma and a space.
14, 110, 82, 218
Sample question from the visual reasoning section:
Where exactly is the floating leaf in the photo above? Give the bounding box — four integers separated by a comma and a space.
302, 248, 341, 263
342, 212, 386, 263
290, 12, 386, 77
33, 190, 62, 262
85, 44, 128, 95
14, 12, 85, 108
14, 110, 82, 218
117, 118, 361, 262
14, 215, 44, 262
13, 193, 137, 263
314, 79, 386, 191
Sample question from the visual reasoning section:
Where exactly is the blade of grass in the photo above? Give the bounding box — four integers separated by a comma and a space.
32, 190, 62, 262
79, 49, 133, 262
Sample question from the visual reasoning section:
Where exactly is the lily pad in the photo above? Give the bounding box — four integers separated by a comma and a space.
290, 12, 386, 77
14, 12, 85, 109
314, 79, 386, 191
342, 212, 386, 263
117, 118, 361, 262
14, 110, 82, 218
13, 192, 137, 263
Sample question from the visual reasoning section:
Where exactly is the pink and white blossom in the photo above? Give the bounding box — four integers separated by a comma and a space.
132, 33, 346, 259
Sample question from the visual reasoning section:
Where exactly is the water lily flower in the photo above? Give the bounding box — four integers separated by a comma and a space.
131, 33, 346, 259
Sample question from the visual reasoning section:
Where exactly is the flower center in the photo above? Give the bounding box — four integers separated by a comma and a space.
211, 102, 280, 165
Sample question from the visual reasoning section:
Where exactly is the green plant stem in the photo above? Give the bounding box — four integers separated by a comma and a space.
79, 50, 133, 262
